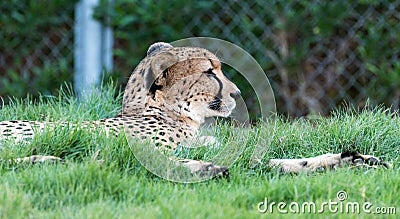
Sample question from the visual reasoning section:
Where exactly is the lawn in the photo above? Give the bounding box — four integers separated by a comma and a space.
0, 84, 399, 218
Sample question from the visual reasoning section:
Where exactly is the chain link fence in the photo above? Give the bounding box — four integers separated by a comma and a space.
0, 1, 76, 102
179, 0, 400, 117
1, 1, 399, 117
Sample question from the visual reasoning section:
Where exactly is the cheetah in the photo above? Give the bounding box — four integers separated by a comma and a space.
0, 42, 390, 178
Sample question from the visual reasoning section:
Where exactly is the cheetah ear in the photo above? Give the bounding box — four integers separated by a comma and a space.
151, 51, 178, 75
145, 51, 178, 92
147, 42, 173, 56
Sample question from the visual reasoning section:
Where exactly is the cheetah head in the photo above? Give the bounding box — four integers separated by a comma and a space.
161, 55, 241, 124
123, 42, 241, 125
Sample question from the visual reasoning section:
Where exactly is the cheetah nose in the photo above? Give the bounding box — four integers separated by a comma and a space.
230, 90, 241, 100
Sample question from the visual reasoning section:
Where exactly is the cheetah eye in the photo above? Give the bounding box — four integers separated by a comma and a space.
203, 68, 215, 77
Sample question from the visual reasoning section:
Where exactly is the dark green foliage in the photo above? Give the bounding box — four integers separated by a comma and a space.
93, 0, 213, 85
94, 0, 400, 117
0, 0, 77, 104
1, 0, 399, 117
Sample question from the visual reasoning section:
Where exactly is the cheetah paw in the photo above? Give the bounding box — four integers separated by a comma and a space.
269, 151, 392, 173
14, 155, 63, 164
341, 151, 392, 169
181, 159, 229, 178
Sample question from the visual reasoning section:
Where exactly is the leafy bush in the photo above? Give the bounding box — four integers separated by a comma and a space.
1, 0, 398, 117
94, 0, 399, 117
93, 0, 213, 84
0, 0, 77, 104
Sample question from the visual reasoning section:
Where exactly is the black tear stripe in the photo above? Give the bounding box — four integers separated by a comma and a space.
205, 59, 223, 99
213, 75, 223, 100
207, 73, 223, 111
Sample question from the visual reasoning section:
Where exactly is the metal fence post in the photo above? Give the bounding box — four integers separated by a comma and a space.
74, 0, 113, 95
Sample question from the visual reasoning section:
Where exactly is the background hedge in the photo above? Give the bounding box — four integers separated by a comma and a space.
1, 0, 399, 118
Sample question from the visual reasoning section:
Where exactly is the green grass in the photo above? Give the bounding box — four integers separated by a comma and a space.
0, 84, 399, 218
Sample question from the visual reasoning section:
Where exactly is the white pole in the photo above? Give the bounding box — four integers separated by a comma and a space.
74, 0, 113, 95
102, 9, 113, 73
